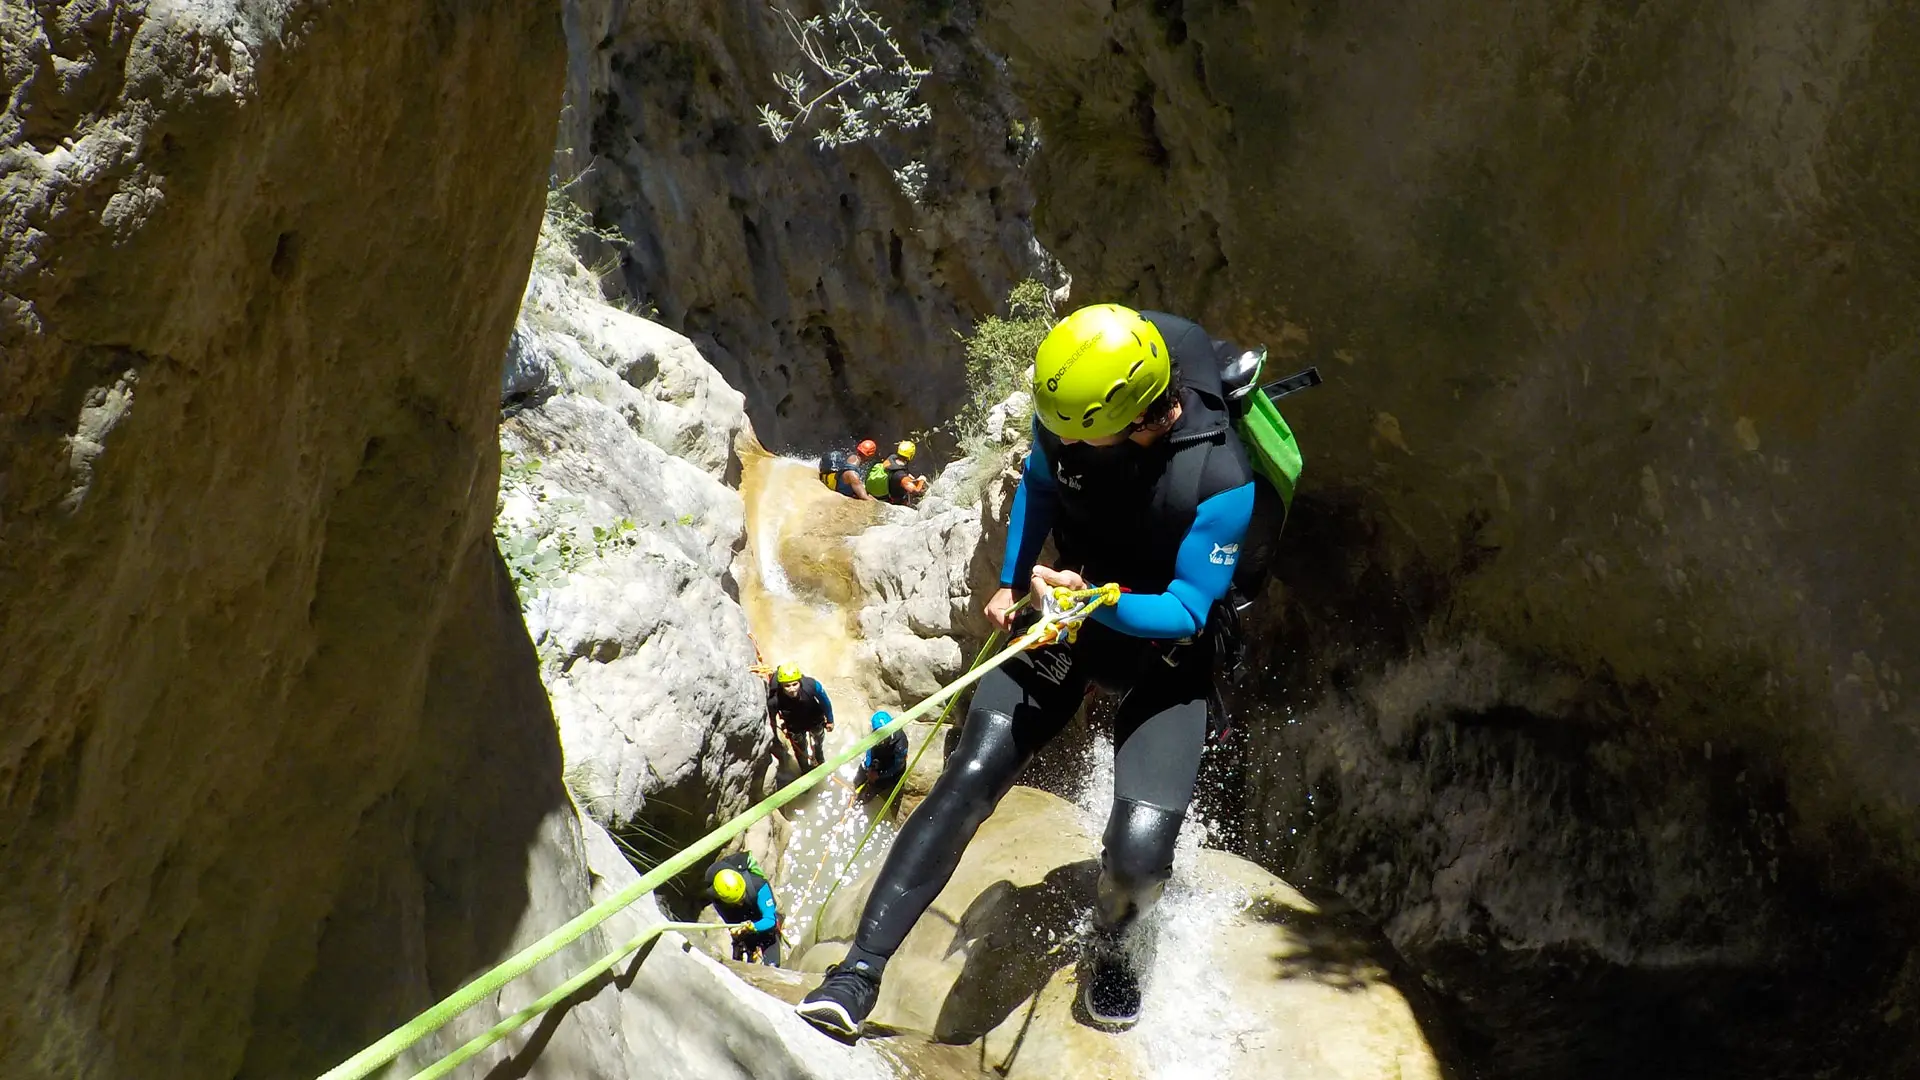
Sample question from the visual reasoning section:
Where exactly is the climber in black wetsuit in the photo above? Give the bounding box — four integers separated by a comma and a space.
797, 304, 1258, 1037
768, 662, 835, 771
857, 710, 909, 799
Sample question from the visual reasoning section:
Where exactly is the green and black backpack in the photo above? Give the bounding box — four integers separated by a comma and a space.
1219, 348, 1319, 604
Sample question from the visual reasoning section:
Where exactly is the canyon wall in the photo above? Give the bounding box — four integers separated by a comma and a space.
964, 1, 1920, 1075
555, 0, 1046, 450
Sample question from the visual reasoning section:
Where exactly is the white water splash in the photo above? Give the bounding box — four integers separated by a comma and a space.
753, 457, 819, 600
1068, 731, 1264, 1079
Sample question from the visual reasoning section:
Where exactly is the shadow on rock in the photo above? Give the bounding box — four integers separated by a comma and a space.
1243, 891, 1386, 993
931, 860, 1100, 1043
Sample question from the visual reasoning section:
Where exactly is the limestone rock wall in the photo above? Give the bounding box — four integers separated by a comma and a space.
553, 0, 1046, 449
498, 251, 772, 856
963, 1, 1920, 1074
847, 391, 1027, 705
0, 2, 590, 1076
1, 3, 879, 1078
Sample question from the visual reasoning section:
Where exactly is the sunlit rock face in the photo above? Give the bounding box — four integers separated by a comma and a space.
554, 0, 1047, 450
0, 2, 592, 1077
963, 1, 1920, 1075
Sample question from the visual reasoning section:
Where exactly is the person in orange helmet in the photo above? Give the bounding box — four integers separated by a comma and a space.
819, 440, 878, 501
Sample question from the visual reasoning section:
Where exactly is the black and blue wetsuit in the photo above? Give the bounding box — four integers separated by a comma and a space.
769, 674, 835, 770
708, 853, 783, 966
862, 727, 910, 796
836, 312, 1257, 974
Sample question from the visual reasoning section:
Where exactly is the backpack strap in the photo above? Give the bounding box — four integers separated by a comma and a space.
1262, 366, 1323, 400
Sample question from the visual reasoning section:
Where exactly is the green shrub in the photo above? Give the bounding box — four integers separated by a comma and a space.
947, 279, 1054, 503
534, 182, 627, 283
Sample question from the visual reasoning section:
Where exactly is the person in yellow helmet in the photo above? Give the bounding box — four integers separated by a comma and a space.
767, 662, 835, 771
799, 303, 1261, 1036
866, 440, 922, 506
705, 852, 782, 965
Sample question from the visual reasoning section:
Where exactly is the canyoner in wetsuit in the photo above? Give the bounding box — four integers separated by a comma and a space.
768, 663, 835, 771
858, 710, 909, 799
797, 304, 1259, 1037
866, 442, 921, 506
706, 852, 783, 966
821, 440, 878, 501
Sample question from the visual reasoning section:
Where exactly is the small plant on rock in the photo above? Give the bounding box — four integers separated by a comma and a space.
495, 449, 646, 605
534, 177, 628, 283
948, 279, 1055, 504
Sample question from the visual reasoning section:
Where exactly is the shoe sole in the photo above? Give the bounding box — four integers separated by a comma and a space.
1077, 984, 1139, 1031
795, 998, 862, 1038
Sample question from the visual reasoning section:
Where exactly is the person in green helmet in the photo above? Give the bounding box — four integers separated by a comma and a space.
767, 662, 835, 771
798, 303, 1261, 1037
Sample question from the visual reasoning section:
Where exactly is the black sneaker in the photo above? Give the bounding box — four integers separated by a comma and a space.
795, 957, 882, 1038
1079, 930, 1141, 1030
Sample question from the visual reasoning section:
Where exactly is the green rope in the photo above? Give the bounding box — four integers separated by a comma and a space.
811, 624, 1008, 921
406, 922, 737, 1080
317, 609, 1073, 1080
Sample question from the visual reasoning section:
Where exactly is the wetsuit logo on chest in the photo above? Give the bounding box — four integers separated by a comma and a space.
1208, 542, 1239, 566
1057, 468, 1084, 491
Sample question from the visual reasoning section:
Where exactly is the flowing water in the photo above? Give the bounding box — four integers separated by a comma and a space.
737, 448, 898, 945
1062, 733, 1274, 1080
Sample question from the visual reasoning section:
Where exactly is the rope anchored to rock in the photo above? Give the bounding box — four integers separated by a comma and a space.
316, 587, 1114, 1080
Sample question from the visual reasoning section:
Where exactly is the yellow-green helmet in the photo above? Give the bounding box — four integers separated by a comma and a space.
774, 662, 802, 685
1032, 304, 1171, 440
714, 868, 748, 904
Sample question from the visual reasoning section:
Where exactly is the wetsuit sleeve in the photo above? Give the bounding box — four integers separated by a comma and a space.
812, 679, 834, 726
999, 426, 1059, 588
751, 883, 778, 931
1091, 482, 1255, 638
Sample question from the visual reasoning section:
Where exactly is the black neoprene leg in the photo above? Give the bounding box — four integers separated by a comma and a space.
1095, 655, 1210, 931
847, 649, 1085, 966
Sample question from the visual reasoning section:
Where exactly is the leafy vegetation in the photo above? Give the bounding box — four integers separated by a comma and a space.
942, 279, 1054, 503
494, 450, 643, 604
757, 0, 934, 200
532, 172, 642, 301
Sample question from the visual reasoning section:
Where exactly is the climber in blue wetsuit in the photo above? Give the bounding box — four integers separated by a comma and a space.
800, 304, 1257, 1037
707, 852, 783, 966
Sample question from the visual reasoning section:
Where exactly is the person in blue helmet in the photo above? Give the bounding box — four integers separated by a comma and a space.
798, 304, 1259, 1037
857, 711, 910, 799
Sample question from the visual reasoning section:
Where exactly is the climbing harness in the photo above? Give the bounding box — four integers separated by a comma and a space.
316, 587, 1113, 1080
